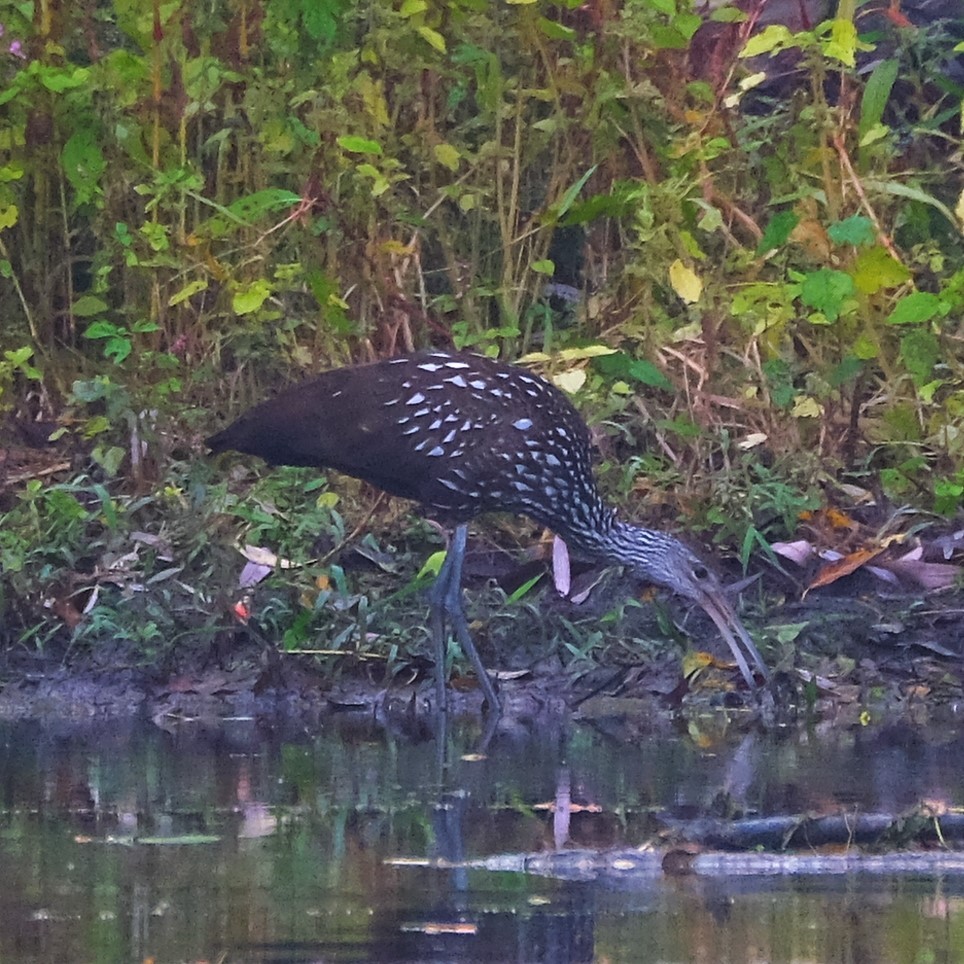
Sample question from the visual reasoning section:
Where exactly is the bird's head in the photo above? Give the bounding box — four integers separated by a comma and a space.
611, 525, 768, 688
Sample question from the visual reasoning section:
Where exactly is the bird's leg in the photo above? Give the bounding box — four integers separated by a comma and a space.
426, 524, 501, 713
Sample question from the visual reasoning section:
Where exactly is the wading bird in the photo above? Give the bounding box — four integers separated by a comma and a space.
207, 349, 768, 712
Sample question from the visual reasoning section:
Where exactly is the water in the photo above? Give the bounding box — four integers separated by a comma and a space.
1, 712, 963, 962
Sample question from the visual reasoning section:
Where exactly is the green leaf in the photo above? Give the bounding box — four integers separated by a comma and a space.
131, 318, 161, 333
92, 445, 126, 477
417, 550, 447, 580
550, 165, 597, 221
227, 189, 303, 222
62, 130, 106, 205
740, 24, 795, 58
531, 259, 555, 276
169, 279, 209, 307
934, 478, 964, 516
828, 355, 863, 387
887, 291, 942, 325
757, 211, 799, 253
417, 26, 446, 53
762, 358, 795, 409
0, 163, 25, 183
356, 163, 390, 196
302, 0, 344, 44
799, 268, 855, 322
282, 609, 313, 651
650, 25, 688, 50
37, 65, 91, 93
851, 246, 911, 294
433, 142, 461, 172
0, 204, 18, 230
84, 320, 122, 339
710, 6, 747, 22
72, 378, 112, 403
852, 333, 879, 360
823, 18, 857, 67
192, 189, 302, 240
537, 17, 576, 41
859, 59, 898, 141
83, 415, 110, 436
828, 215, 874, 247
337, 136, 383, 155
673, 13, 703, 41
4, 347, 32, 367
3, 347, 41, 380
594, 351, 673, 391
73, 295, 109, 317
862, 179, 959, 229
232, 280, 273, 315
105, 337, 132, 364
900, 329, 939, 386
506, 572, 545, 602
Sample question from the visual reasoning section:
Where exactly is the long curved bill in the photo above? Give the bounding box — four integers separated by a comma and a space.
697, 588, 769, 689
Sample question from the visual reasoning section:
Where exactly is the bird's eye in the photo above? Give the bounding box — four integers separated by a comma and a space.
692, 564, 709, 582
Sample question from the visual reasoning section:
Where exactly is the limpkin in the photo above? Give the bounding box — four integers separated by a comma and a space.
207, 349, 768, 711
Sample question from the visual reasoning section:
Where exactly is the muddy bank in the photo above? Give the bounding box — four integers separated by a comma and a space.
0, 601, 960, 731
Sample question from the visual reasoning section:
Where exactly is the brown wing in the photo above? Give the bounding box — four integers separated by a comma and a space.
207, 350, 605, 528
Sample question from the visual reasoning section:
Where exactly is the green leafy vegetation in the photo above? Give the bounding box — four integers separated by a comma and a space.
0, 0, 962, 681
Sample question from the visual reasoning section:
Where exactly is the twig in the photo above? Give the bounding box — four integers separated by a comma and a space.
3, 461, 72, 486
832, 132, 904, 264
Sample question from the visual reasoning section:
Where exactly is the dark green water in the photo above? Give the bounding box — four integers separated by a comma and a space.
1, 712, 963, 962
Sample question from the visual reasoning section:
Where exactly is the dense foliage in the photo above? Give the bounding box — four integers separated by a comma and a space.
0, 0, 962, 667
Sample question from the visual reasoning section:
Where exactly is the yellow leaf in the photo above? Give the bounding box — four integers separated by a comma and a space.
379, 239, 415, 255
791, 396, 823, 418
683, 651, 714, 679
0, 203, 18, 230
356, 73, 389, 128
956, 187, 964, 232
557, 345, 617, 361
552, 368, 587, 393
669, 259, 703, 304
417, 26, 446, 53
433, 142, 460, 172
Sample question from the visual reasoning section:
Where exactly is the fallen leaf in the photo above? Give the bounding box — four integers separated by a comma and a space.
879, 547, 960, 591
553, 535, 571, 596
807, 546, 886, 592
570, 568, 609, 605
928, 529, 964, 561
682, 651, 714, 679
772, 539, 816, 566
241, 544, 297, 569
239, 561, 272, 588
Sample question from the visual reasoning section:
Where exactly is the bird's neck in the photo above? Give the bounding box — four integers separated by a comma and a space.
554, 512, 674, 583
549, 509, 641, 566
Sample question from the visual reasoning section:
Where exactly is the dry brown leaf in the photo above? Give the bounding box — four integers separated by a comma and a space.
878, 547, 961, 591
806, 547, 886, 593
